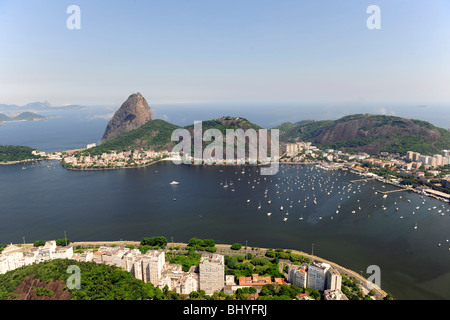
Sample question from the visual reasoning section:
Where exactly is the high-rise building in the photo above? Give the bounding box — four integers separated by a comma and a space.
406, 151, 414, 162
326, 267, 342, 291
288, 264, 308, 288
433, 154, 443, 167
307, 261, 330, 291
199, 254, 225, 295
142, 250, 165, 284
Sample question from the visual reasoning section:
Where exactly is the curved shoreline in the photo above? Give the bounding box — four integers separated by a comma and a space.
0, 158, 46, 165
64, 240, 387, 298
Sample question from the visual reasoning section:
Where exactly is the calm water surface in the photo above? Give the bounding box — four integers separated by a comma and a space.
1, 160, 450, 300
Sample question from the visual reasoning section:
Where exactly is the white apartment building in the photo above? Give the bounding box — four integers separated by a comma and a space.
307, 261, 331, 291
326, 267, 342, 291
283, 143, 303, 157
79, 251, 94, 262
0, 252, 23, 274
199, 254, 225, 295
142, 250, 165, 284
288, 264, 308, 288
0, 241, 73, 274
158, 264, 199, 295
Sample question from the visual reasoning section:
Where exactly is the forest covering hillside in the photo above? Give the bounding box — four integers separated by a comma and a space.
275, 114, 450, 155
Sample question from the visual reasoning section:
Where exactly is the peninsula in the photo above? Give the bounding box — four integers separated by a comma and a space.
0, 237, 389, 301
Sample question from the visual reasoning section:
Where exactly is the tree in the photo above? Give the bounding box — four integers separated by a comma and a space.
230, 243, 242, 250
188, 237, 204, 248
33, 240, 46, 247
140, 236, 167, 248
56, 238, 70, 246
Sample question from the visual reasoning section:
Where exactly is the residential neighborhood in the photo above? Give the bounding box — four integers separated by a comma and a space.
0, 241, 350, 300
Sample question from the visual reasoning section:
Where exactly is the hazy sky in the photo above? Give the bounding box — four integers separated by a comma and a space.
1, 0, 450, 107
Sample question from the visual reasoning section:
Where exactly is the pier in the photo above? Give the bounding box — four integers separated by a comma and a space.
350, 178, 378, 183
376, 189, 408, 195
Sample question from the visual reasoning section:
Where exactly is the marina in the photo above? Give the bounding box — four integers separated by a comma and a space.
1, 160, 450, 300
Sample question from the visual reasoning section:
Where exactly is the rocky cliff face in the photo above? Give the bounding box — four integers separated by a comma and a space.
277, 114, 450, 155
101, 93, 153, 143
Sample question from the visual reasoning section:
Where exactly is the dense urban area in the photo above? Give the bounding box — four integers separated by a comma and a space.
0, 237, 388, 300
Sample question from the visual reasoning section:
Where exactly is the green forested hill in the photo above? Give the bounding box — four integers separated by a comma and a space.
274, 114, 450, 155
88, 116, 265, 156
87, 119, 182, 155
0, 259, 159, 300
88, 114, 450, 156
0, 145, 41, 163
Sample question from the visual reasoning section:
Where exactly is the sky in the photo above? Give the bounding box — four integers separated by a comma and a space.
0, 0, 450, 110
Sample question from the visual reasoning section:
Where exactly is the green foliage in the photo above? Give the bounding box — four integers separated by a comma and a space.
0, 259, 161, 300
0, 145, 41, 163
0, 243, 7, 254
33, 241, 46, 247
56, 239, 71, 246
140, 236, 168, 248
265, 249, 276, 258
87, 119, 181, 156
230, 243, 242, 250
258, 284, 320, 300
187, 238, 216, 251
341, 275, 365, 300
166, 249, 201, 272
32, 286, 54, 297
275, 114, 450, 155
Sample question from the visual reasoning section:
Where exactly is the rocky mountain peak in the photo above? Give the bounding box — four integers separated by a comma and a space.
101, 92, 153, 143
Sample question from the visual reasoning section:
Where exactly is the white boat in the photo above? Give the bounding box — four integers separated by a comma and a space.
280, 206, 284, 211
283, 217, 288, 222
170, 181, 179, 185
267, 212, 272, 216
414, 223, 418, 230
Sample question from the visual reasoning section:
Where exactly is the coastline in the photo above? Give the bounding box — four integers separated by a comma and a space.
8, 240, 387, 299
61, 157, 173, 171
0, 158, 46, 166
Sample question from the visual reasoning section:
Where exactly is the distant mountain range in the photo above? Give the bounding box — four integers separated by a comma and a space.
0, 112, 46, 122
0, 101, 85, 112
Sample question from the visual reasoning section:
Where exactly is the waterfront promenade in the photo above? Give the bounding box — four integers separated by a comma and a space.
11, 239, 386, 299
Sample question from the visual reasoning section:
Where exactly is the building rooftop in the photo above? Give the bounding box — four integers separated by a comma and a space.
200, 254, 224, 264
238, 274, 272, 286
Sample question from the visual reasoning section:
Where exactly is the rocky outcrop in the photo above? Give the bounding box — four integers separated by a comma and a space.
101, 93, 153, 143
277, 114, 450, 155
